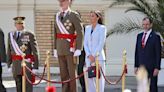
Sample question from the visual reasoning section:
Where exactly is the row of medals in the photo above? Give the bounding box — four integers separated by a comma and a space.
64, 19, 72, 30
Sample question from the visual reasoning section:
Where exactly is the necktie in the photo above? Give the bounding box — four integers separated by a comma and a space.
142, 32, 147, 48
17, 32, 20, 41
60, 12, 65, 21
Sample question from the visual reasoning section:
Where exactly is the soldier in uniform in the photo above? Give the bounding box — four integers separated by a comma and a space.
7, 16, 39, 92
53, 0, 84, 92
0, 28, 6, 92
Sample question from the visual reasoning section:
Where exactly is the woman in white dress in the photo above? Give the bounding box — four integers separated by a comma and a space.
84, 10, 106, 92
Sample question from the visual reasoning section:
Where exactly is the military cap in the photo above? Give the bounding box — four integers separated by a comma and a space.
13, 16, 25, 24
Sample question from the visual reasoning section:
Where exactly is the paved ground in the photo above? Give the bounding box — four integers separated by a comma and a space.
3, 76, 164, 92
2, 65, 164, 92
3, 76, 137, 92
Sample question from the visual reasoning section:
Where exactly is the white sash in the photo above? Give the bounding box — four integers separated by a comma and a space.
56, 12, 71, 42
10, 32, 24, 55
56, 12, 75, 52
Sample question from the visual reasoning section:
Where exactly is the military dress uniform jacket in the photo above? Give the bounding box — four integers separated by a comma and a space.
54, 10, 84, 55
7, 30, 39, 76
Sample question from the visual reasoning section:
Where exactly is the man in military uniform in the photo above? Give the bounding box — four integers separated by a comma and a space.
7, 16, 39, 92
0, 28, 6, 92
53, 0, 84, 92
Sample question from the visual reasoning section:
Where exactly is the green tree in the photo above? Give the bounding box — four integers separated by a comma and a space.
107, 0, 164, 38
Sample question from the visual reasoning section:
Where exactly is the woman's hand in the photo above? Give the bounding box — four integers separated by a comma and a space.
88, 55, 95, 62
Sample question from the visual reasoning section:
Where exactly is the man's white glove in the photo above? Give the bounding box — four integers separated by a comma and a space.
73, 49, 81, 56
8, 67, 12, 73
32, 69, 38, 74
1, 63, 7, 67
8, 64, 12, 73
53, 49, 58, 58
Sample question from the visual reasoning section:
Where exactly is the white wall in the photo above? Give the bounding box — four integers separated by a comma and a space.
0, 0, 35, 44
18, 10, 35, 31
105, 7, 145, 76
0, 10, 17, 45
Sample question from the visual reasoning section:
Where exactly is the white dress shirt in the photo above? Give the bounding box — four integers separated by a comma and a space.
60, 7, 71, 17
143, 29, 152, 45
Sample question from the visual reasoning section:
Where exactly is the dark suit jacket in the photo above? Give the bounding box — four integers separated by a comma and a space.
135, 31, 161, 71
0, 28, 6, 92
0, 28, 6, 63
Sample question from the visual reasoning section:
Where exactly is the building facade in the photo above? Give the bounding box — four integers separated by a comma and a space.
0, 0, 146, 76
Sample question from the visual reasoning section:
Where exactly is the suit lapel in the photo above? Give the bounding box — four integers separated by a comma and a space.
138, 33, 143, 48
87, 26, 92, 51
91, 24, 100, 35
88, 26, 92, 41
144, 31, 153, 48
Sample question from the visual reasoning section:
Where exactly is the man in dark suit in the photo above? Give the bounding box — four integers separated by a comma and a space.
135, 17, 161, 92
0, 28, 6, 92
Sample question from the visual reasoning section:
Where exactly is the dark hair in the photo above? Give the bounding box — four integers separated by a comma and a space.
143, 17, 153, 24
90, 10, 103, 25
